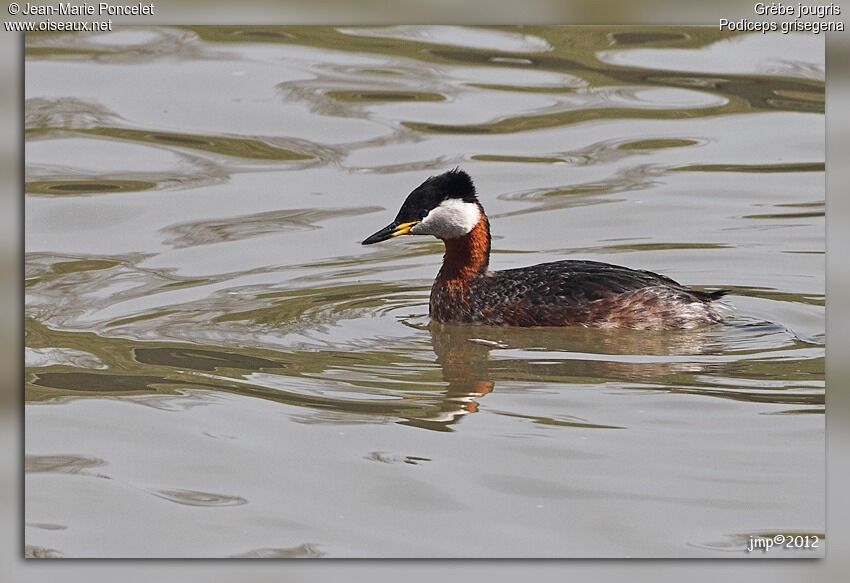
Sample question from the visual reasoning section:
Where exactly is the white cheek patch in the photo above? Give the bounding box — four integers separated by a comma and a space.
411, 199, 481, 239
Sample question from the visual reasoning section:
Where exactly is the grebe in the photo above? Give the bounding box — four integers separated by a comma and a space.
362, 169, 727, 330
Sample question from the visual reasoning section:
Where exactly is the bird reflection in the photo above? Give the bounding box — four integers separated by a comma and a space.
28, 318, 729, 432
399, 321, 720, 431
397, 323, 496, 431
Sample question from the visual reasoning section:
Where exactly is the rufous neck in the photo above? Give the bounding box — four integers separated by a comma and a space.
437, 216, 491, 281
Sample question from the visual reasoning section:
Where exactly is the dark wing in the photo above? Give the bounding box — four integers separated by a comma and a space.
474, 260, 725, 327
487, 260, 696, 305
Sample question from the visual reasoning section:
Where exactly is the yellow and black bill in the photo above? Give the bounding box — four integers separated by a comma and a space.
361, 221, 419, 245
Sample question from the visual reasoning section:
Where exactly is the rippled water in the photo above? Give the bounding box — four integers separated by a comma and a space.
24, 27, 824, 558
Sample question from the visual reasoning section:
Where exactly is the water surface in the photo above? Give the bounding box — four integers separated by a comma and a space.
24, 26, 824, 558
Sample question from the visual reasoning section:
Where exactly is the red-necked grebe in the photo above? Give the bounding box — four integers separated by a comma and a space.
362, 169, 727, 330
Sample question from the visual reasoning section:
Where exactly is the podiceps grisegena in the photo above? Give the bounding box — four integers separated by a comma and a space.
362, 169, 727, 330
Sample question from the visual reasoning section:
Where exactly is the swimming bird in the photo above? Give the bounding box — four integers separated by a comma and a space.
362, 169, 727, 330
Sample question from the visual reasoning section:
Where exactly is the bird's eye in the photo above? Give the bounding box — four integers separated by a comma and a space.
418, 209, 428, 219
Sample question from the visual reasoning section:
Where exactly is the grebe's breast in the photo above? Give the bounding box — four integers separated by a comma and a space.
432, 260, 725, 330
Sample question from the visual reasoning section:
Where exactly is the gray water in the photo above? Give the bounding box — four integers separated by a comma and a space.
24, 27, 824, 557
